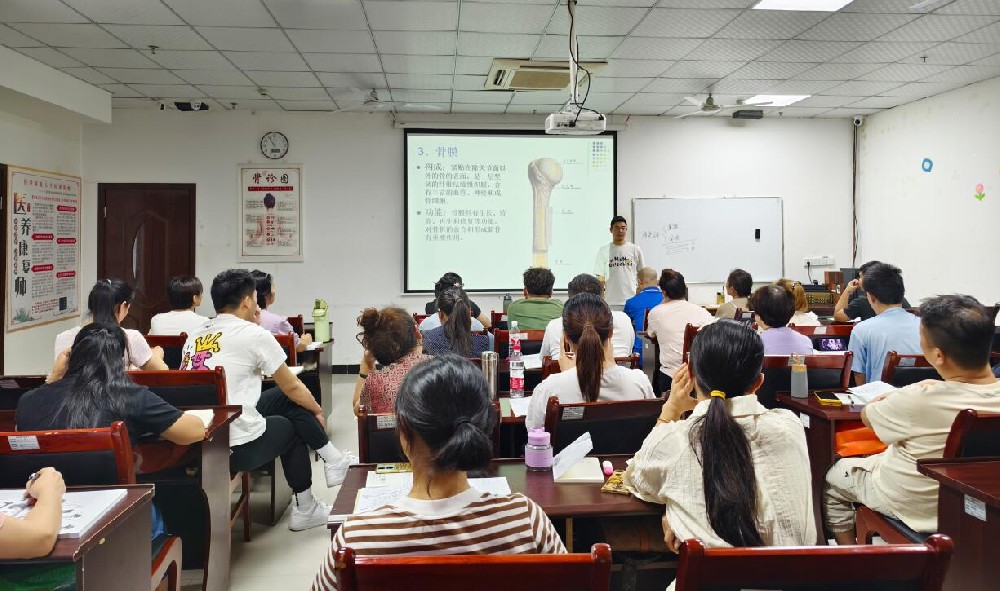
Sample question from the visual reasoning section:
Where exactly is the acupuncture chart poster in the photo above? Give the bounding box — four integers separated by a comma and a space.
239, 164, 302, 262
5, 165, 82, 333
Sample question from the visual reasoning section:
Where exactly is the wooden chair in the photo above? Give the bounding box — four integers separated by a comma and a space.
287, 314, 304, 336
0, 374, 47, 431
789, 324, 854, 353
681, 323, 700, 363
542, 396, 663, 455
757, 353, 854, 409
412, 313, 429, 326
144, 333, 188, 370
0, 422, 183, 591
493, 329, 546, 357
539, 354, 641, 380
334, 543, 612, 591
275, 332, 297, 366
880, 351, 942, 387
358, 403, 502, 463
674, 535, 953, 591
733, 308, 755, 323
490, 310, 508, 331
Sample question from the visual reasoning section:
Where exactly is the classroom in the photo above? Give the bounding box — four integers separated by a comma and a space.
0, 0, 999, 590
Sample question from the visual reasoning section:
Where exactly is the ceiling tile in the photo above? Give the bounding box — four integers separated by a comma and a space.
936, 0, 1000, 15
175, 69, 253, 85
918, 64, 1000, 83
632, 9, 741, 38
451, 104, 506, 113
902, 42, 1000, 65
220, 98, 281, 110
767, 106, 832, 118
711, 78, 783, 94
196, 27, 296, 52
840, 0, 933, 13
656, 0, 755, 6
843, 96, 911, 109
386, 73, 455, 89
509, 90, 573, 104
683, 39, 784, 62
389, 89, 453, 103
766, 79, 840, 94
617, 93, 687, 107
263, 0, 368, 30
453, 75, 489, 90
100, 83, 145, 97
460, 2, 551, 34
375, 31, 457, 55
128, 84, 206, 98
458, 33, 538, 57
956, 21, 1000, 42
715, 10, 829, 40
367, 1, 459, 31
727, 61, 817, 79
225, 51, 309, 71
381, 54, 456, 74
149, 50, 232, 69
97, 68, 185, 84
245, 71, 322, 87
62, 0, 184, 25
0, 24, 45, 47
453, 90, 513, 104
815, 108, 879, 118
533, 35, 624, 59
61, 48, 157, 67
821, 80, 902, 96
588, 77, 650, 92
611, 37, 703, 60
198, 86, 269, 99
264, 87, 330, 100
614, 106, 669, 115
547, 6, 650, 36
879, 80, 965, 96
599, 59, 675, 77
969, 52, 1000, 66
319, 72, 387, 88
10, 24, 127, 49
112, 97, 158, 109
660, 60, 746, 78
0, 0, 88, 23
103, 25, 213, 50
327, 88, 380, 103
278, 100, 337, 111
395, 103, 451, 113
856, 62, 953, 82
580, 92, 633, 110
797, 13, 918, 42
14, 48, 84, 68
759, 40, 861, 62
164, 0, 276, 27
879, 15, 997, 43
644, 77, 715, 93
61, 66, 116, 84
288, 29, 376, 53
505, 104, 565, 114
457, 56, 494, 74
793, 62, 886, 80
828, 41, 932, 62
793, 95, 861, 108
304, 53, 383, 72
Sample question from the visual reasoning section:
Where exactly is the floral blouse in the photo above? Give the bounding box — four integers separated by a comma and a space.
359, 350, 432, 414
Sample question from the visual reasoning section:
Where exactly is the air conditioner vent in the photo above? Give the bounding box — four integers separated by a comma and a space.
485, 59, 606, 91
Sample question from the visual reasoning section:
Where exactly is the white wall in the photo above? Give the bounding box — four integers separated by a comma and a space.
81, 110, 854, 364
857, 76, 1000, 305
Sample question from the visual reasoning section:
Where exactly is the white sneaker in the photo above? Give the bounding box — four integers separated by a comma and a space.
289, 500, 331, 531
325, 452, 359, 487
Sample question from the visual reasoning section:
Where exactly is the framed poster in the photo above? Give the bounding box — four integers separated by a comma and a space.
239, 164, 303, 262
4, 165, 82, 333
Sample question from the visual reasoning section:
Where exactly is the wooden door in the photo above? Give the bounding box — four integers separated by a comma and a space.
98, 184, 195, 334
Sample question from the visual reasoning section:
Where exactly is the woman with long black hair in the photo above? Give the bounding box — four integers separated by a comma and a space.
420, 287, 490, 358
624, 320, 814, 552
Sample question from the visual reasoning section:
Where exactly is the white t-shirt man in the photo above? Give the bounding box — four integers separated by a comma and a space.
539, 312, 635, 360
525, 365, 655, 431
595, 242, 644, 307
180, 313, 287, 447
149, 309, 210, 336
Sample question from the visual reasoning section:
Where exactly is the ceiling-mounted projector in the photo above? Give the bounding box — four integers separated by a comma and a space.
545, 108, 606, 135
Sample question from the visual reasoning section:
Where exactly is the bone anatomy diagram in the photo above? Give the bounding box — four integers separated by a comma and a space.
529, 158, 564, 267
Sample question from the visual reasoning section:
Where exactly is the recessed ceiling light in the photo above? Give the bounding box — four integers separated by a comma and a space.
746, 94, 811, 106
753, 0, 855, 11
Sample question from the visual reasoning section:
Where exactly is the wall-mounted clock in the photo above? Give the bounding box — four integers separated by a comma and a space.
260, 131, 289, 159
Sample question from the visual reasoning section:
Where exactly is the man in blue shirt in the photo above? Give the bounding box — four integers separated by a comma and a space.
623, 267, 663, 361
848, 262, 921, 384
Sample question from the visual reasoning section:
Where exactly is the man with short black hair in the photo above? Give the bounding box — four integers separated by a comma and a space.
149, 275, 210, 335
540, 273, 635, 360
715, 268, 753, 319
824, 294, 1000, 543
834, 260, 911, 322
847, 262, 921, 385
595, 216, 645, 309
506, 267, 562, 330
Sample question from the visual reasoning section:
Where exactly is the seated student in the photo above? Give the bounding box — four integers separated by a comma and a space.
715, 268, 752, 319
526, 293, 654, 431
0, 467, 65, 559
776, 279, 821, 326
181, 270, 356, 531
422, 271, 490, 329
54, 279, 168, 371
252, 270, 314, 354
824, 294, 1000, 543
540, 274, 634, 360
750, 284, 814, 356
313, 355, 565, 591
506, 267, 563, 330
834, 260, 912, 322
645, 269, 714, 391
353, 307, 431, 416
624, 321, 815, 553
421, 288, 491, 358
148, 275, 210, 335
623, 267, 664, 357
847, 262, 921, 385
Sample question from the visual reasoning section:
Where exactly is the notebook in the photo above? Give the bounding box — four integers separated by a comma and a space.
0, 488, 128, 539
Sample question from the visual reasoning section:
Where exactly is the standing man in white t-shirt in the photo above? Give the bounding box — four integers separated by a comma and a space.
594, 216, 645, 310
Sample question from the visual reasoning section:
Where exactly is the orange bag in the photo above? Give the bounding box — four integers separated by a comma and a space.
834, 420, 887, 457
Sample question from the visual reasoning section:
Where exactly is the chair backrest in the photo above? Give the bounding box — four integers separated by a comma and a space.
540, 355, 640, 380
674, 535, 952, 591
334, 543, 611, 591
757, 353, 854, 409
681, 323, 700, 361
490, 311, 508, 331
543, 396, 664, 455
358, 403, 502, 463
287, 314, 304, 336
412, 313, 429, 325
733, 308, 755, 323
789, 324, 854, 353
0, 375, 48, 431
493, 329, 545, 357
144, 334, 188, 369
880, 352, 942, 388
128, 368, 227, 407
0, 422, 135, 487
943, 409, 1000, 459
275, 333, 297, 365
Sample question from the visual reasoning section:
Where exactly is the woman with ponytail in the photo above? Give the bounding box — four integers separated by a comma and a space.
53, 278, 168, 371
421, 287, 490, 358
624, 320, 814, 555
313, 355, 565, 591
525, 293, 654, 431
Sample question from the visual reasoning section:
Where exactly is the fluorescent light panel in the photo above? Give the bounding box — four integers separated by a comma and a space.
753, 0, 854, 11
747, 94, 811, 106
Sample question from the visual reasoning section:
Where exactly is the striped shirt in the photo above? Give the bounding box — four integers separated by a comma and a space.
312, 488, 566, 591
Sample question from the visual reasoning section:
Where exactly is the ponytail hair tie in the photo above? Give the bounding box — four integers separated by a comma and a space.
710, 390, 727, 400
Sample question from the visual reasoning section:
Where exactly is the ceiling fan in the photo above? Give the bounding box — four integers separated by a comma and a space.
329, 89, 444, 113
673, 93, 773, 119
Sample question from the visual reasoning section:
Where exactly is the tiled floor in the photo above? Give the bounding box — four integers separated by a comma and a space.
181, 374, 359, 591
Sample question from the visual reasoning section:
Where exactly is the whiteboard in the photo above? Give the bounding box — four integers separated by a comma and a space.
631, 197, 783, 284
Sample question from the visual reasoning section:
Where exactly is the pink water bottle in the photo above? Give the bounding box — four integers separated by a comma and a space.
525, 428, 553, 471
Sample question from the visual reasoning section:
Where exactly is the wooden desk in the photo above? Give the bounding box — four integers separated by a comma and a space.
328, 457, 659, 551
918, 458, 1000, 591
776, 394, 862, 544
0, 485, 154, 591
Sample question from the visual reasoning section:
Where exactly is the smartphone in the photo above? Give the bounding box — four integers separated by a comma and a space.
814, 391, 842, 407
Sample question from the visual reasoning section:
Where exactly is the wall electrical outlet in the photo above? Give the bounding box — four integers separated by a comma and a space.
804, 256, 835, 267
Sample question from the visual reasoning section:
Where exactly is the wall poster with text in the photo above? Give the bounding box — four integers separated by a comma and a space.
239, 164, 303, 262
4, 165, 82, 333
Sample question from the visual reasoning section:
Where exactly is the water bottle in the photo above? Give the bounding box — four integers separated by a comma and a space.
525, 428, 553, 471
509, 320, 525, 399
790, 354, 808, 399
502, 293, 512, 313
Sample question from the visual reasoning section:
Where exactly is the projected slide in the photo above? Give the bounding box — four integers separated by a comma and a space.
405, 131, 616, 292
